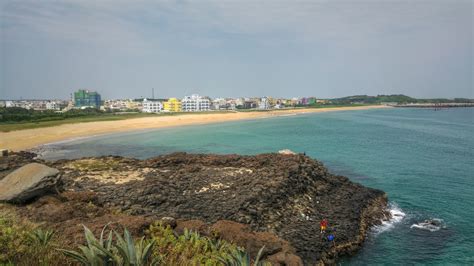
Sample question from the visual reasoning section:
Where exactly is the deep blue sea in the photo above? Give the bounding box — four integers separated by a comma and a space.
41, 107, 474, 265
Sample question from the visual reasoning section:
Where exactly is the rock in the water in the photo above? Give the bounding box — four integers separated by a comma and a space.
278, 149, 296, 155
0, 163, 60, 203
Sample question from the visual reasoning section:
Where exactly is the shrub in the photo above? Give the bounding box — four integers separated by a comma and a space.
59, 224, 158, 266
146, 222, 267, 265
0, 209, 61, 265
218, 246, 270, 266
0, 210, 31, 263
28, 228, 55, 247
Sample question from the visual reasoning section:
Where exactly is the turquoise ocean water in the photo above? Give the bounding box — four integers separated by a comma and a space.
41, 108, 474, 265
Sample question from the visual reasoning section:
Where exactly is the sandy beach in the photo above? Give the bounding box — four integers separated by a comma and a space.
1, 105, 388, 151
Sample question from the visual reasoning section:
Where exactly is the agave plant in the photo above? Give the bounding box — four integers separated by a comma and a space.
28, 228, 55, 247
59, 224, 158, 266
114, 228, 157, 266
58, 224, 117, 265
210, 239, 229, 253
218, 245, 268, 266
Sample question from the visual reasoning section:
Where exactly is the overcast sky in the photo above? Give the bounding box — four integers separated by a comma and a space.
0, 0, 472, 100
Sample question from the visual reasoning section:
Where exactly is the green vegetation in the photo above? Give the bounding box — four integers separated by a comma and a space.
0, 209, 65, 265
146, 222, 268, 265
218, 246, 268, 266
66, 159, 122, 171
329, 94, 474, 105
59, 224, 157, 266
0, 108, 234, 132
0, 107, 158, 132
0, 209, 267, 266
1, 107, 108, 123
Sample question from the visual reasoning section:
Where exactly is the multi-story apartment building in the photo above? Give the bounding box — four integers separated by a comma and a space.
163, 98, 182, 112
45, 101, 60, 110
142, 98, 163, 113
259, 97, 270, 109
74, 89, 101, 109
181, 94, 210, 112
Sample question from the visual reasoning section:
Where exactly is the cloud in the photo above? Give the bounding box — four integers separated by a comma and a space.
0, 0, 471, 99
1, 0, 470, 51
1, 0, 154, 53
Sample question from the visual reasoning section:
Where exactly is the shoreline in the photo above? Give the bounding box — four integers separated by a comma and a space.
1, 105, 388, 151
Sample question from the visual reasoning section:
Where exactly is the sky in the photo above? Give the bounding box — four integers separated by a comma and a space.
0, 0, 472, 100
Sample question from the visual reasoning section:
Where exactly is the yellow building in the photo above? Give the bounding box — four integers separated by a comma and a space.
163, 98, 182, 112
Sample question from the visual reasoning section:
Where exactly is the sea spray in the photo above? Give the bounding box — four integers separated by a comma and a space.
372, 202, 406, 235
410, 218, 445, 232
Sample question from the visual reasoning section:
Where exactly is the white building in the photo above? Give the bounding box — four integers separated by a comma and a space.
142, 98, 163, 113
45, 101, 60, 110
181, 94, 210, 112
259, 97, 270, 109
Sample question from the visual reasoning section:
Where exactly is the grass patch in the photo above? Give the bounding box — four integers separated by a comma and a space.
66, 159, 122, 171
147, 222, 241, 265
0, 207, 67, 265
0, 113, 156, 132
0, 111, 235, 132
0, 207, 268, 265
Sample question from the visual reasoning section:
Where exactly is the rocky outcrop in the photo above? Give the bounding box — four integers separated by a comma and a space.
0, 163, 60, 203
53, 152, 389, 264
1, 152, 390, 264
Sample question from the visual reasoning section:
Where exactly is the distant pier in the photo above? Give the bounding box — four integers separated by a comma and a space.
390, 103, 474, 108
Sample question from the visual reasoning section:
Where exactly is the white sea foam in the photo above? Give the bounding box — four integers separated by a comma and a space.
410, 218, 445, 232
372, 202, 406, 234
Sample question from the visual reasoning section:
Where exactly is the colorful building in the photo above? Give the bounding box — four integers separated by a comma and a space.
74, 89, 101, 109
299, 97, 317, 105
163, 98, 182, 112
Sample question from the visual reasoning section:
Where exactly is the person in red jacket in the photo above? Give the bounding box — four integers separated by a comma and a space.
320, 219, 328, 233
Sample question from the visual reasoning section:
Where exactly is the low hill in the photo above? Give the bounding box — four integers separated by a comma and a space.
330, 94, 474, 104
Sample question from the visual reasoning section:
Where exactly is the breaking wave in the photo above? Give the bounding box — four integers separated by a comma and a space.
372, 202, 406, 234
410, 218, 445, 232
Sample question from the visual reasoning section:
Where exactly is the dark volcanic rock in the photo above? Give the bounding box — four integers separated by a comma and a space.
49, 152, 389, 264
0, 163, 60, 203
1, 151, 389, 264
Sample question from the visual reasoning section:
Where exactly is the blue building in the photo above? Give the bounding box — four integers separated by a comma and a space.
74, 89, 101, 109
